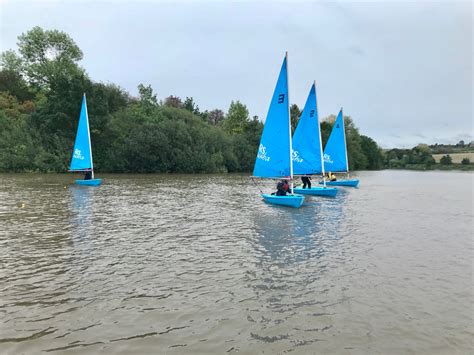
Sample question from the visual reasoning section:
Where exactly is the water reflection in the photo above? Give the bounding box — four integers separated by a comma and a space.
252, 191, 348, 266
69, 186, 94, 239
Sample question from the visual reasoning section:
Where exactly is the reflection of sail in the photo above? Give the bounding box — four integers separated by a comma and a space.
251, 192, 348, 265
69, 186, 94, 248
246, 193, 352, 345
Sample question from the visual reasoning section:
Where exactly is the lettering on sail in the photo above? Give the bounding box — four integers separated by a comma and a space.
292, 150, 303, 163
74, 148, 85, 160
257, 144, 270, 162
323, 153, 333, 164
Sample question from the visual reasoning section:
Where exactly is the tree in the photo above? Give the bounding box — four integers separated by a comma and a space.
183, 96, 200, 115
0, 50, 24, 73
360, 135, 384, 169
440, 155, 452, 165
138, 84, 157, 105
136, 83, 157, 115
461, 157, 470, 165
222, 100, 249, 134
290, 104, 300, 134
208, 109, 224, 125
0, 69, 35, 102
16, 27, 84, 90
164, 95, 182, 108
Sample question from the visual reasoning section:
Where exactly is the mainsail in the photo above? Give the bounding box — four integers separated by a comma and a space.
70, 94, 93, 171
253, 55, 291, 178
323, 108, 348, 173
292, 83, 324, 175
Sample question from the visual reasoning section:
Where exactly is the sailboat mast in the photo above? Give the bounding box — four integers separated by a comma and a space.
84, 93, 94, 179
315, 81, 326, 187
340, 107, 349, 174
286, 52, 294, 193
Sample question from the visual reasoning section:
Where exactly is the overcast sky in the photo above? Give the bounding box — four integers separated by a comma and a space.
1, 0, 472, 147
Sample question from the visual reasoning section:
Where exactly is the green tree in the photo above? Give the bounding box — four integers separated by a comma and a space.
183, 96, 200, 115
0, 50, 24, 74
0, 70, 35, 102
290, 103, 300, 134
440, 154, 452, 165
360, 135, 383, 170
16, 27, 84, 90
222, 100, 249, 134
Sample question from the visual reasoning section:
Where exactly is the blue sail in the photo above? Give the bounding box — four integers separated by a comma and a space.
292, 83, 323, 175
70, 94, 93, 171
253, 56, 291, 178
323, 109, 348, 172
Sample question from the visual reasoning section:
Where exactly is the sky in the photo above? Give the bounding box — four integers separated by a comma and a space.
0, 0, 472, 148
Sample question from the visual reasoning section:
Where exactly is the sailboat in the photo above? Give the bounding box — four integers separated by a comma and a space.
292, 82, 338, 197
69, 94, 102, 186
253, 53, 304, 208
320, 108, 359, 187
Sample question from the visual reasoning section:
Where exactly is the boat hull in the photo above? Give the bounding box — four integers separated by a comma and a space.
320, 179, 359, 187
293, 186, 338, 197
262, 194, 305, 208
75, 179, 102, 186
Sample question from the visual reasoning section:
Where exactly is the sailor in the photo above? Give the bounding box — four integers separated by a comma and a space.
301, 176, 311, 189
84, 171, 92, 180
328, 172, 337, 181
276, 179, 289, 196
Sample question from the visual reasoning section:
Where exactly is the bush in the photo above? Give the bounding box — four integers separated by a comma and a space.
439, 155, 452, 165
461, 158, 470, 165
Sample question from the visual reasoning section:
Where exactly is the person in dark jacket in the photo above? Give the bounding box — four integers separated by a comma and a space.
301, 176, 311, 189
84, 171, 92, 180
276, 179, 289, 196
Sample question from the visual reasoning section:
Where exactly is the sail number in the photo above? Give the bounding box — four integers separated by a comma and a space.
278, 94, 285, 104
310, 110, 315, 117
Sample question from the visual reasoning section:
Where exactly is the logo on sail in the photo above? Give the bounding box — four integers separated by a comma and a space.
292, 150, 303, 163
323, 153, 333, 164
257, 144, 270, 162
74, 148, 84, 160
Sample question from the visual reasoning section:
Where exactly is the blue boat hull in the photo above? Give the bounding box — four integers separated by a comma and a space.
75, 179, 102, 186
293, 186, 338, 197
262, 194, 305, 208
320, 179, 359, 187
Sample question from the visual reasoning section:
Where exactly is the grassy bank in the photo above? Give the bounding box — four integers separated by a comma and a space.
432, 152, 474, 164
389, 163, 474, 171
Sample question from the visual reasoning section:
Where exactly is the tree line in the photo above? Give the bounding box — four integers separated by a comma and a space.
0, 27, 384, 174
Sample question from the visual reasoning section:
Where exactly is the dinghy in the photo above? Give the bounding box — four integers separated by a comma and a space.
253, 53, 304, 208
69, 94, 102, 186
320, 108, 359, 188
292, 82, 337, 197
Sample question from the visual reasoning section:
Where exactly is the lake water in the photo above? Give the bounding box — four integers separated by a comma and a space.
0, 171, 472, 354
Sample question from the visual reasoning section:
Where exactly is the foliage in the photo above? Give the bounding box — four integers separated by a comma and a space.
461, 157, 470, 165
440, 154, 452, 165
207, 109, 224, 125
222, 100, 249, 134
164, 95, 182, 108
0, 26, 383, 174
290, 104, 300, 134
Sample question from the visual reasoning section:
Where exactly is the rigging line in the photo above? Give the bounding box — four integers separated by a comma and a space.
250, 176, 264, 194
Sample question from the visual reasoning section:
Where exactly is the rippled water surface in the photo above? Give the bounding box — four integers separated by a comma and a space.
0, 171, 473, 354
